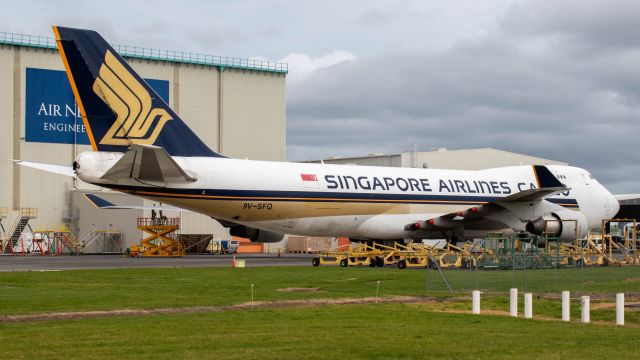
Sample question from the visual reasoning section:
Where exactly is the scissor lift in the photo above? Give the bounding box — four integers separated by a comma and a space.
129, 218, 184, 257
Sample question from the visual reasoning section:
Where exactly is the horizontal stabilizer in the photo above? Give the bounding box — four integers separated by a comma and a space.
14, 160, 75, 177
84, 193, 116, 208
101, 144, 196, 183
83, 193, 186, 211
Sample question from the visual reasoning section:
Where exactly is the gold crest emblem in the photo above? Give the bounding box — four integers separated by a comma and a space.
92, 50, 172, 145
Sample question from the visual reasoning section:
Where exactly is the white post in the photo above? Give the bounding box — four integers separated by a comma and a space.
472, 290, 480, 315
616, 293, 624, 326
524, 293, 532, 319
251, 284, 255, 310
581, 296, 590, 323
562, 291, 570, 322
509, 288, 518, 317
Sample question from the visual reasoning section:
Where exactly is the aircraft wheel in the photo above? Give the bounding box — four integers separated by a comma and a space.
340, 259, 348, 267
461, 259, 469, 269
397, 260, 407, 269
312, 257, 320, 267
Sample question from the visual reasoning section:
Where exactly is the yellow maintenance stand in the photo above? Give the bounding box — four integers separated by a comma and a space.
129, 217, 184, 257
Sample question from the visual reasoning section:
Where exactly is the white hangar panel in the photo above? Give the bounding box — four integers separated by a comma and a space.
221, 69, 286, 161
0, 45, 15, 209
311, 154, 402, 167
176, 64, 219, 150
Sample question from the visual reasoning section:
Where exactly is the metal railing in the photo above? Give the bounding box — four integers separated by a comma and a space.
0, 31, 288, 74
0, 32, 56, 48
137, 217, 180, 227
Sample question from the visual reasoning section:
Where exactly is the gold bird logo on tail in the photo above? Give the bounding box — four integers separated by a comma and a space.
92, 50, 172, 145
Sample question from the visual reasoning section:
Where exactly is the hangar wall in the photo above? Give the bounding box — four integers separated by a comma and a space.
307, 148, 567, 169
0, 32, 287, 251
401, 148, 567, 170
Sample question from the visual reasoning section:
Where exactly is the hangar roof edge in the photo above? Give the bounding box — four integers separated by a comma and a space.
0, 31, 288, 74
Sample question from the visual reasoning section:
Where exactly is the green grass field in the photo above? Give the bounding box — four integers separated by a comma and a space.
3, 304, 640, 360
1, 265, 639, 359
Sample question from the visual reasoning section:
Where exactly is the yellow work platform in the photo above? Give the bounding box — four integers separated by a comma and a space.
129, 217, 184, 257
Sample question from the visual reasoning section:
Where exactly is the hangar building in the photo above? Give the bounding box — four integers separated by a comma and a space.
305, 148, 568, 169
0, 31, 287, 252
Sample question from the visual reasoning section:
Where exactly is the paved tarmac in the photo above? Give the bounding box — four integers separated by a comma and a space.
0, 253, 316, 271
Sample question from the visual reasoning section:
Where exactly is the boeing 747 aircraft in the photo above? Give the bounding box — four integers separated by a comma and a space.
17, 26, 620, 245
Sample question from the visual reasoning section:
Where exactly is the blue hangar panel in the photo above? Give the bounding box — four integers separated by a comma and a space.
25, 68, 169, 145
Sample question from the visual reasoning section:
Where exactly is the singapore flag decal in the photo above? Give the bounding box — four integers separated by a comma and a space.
300, 174, 319, 188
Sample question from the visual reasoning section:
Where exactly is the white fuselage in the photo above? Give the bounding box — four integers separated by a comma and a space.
75, 151, 619, 240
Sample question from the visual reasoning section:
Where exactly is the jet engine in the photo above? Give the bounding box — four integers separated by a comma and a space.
229, 225, 284, 243
525, 210, 588, 242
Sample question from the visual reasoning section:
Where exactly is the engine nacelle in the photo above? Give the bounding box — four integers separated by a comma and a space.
525, 210, 588, 242
229, 225, 284, 243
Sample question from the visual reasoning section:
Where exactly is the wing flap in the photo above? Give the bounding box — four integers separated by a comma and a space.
406, 165, 568, 231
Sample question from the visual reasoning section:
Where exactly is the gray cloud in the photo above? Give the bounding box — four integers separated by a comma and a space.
1, 0, 638, 193
287, 0, 640, 193
501, 0, 640, 51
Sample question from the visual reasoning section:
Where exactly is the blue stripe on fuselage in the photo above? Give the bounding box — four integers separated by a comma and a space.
106, 184, 579, 207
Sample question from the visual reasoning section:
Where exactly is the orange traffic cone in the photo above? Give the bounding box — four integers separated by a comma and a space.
232, 254, 236, 268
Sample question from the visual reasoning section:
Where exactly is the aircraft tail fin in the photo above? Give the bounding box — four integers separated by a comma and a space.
52, 26, 222, 157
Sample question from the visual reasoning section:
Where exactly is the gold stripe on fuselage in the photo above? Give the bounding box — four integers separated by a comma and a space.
135, 197, 472, 222
116, 188, 579, 222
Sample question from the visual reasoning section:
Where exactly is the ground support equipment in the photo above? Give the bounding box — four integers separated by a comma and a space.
129, 218, 183, 257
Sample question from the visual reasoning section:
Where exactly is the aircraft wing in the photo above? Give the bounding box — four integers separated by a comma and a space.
83, 193, 188, 212
405, 165, 569, 232
101, 144, 197, 184
13, 160, 75, 177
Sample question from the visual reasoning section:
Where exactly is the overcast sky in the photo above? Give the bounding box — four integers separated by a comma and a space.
3, 0, 640, 193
